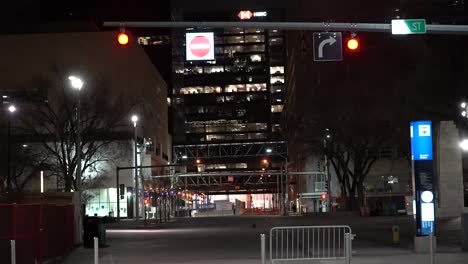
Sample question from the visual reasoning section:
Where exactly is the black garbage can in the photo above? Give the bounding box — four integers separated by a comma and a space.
83, 216, 107, 248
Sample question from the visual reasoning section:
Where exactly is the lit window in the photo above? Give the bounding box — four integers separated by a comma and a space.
250, 55, 263, 62
271, 76, 284, 84
271, 105, 284, 113
270, 66, 284, 74
246, 83, 267, 92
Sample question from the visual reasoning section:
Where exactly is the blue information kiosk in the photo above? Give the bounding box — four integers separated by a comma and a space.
410, 121, 436, 251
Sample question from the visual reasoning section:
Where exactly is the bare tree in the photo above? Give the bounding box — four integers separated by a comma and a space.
16, 72, 136, 192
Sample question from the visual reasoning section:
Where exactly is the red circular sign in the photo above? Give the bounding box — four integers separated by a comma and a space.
189, 36, 211, 58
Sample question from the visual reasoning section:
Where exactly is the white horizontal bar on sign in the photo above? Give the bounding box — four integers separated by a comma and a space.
189, 44, 211, 49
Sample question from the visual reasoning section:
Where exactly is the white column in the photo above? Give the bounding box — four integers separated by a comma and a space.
436, 121, 464, 218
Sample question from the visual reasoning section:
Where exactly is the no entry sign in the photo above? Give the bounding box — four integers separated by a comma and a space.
186, 32, 215, 61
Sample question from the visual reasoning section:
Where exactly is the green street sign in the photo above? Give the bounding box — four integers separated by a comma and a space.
391, 19, 426, 35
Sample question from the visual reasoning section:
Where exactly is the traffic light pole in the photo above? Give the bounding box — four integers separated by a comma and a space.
103, 21, 468, 35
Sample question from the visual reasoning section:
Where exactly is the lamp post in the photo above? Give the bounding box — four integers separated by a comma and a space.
6, 105, 16, 192
68, 76, 83, 191
69, 75, 83, 245
131, 114, 139, 219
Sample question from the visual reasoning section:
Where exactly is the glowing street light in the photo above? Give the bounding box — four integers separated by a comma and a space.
131, 115, 138, 127
8, 105, 16, 113
460, 139, 468, 151
131, 114, 140, 219
68, 76, 83, 90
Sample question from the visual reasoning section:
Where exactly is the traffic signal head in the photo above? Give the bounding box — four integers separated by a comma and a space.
346, 36, 360, 52
144, 198, 149, 205
196, 159, 201, 164
321, 193, 327, 200
117, 32, 129, 46
262, 159, 268, 165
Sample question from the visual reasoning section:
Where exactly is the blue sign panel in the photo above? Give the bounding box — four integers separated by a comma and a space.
411, 120, 436, 237
410, 121, 433, 161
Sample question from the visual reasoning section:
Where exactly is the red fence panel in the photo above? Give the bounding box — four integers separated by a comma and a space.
0, 203, 75, 264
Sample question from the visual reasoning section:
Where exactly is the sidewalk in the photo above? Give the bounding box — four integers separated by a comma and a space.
352, 247, 468, 264
58, 246, 468, 264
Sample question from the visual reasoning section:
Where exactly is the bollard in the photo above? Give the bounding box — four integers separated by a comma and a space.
345, 233, 353, 264
429, 232, 434, 264
392, 225, 400, 244
10, 240, 16, 264
260, 234, 266, 264
94, 237, 99, 264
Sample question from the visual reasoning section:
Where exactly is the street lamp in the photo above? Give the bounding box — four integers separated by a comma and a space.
69, 76, 83, 90
460, 139, 468, 151
69, 75, 83, 191
131, 114, 140, 219
69, 75, 84, 245
6, 104, 17, 191
460, 101, 468, 118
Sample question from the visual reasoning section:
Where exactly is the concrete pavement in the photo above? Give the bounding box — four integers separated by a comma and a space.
56, 215, 468, 264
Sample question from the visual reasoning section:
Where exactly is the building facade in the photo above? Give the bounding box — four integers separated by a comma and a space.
0, 31, 171, 218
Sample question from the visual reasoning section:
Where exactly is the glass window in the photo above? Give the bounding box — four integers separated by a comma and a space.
224, 28, 244, 34
184, 67, 202, 75
249, 54, 264, 62
270, 66, 284, 74
246, 83, 267, 92
270, 37, 283, 45
245, 45, 265, 52
269, 29, 283, 36
204, 86, 223, 93
271, 105, 284, 113
214, 36, 224, 44
180, 86, 204, 94
271, 76, 284, 84
245, 35, 265, 43
246, 28, 264, 34
224, 45, 244, 55
273, 124, 282, 132
225, 36, 244, 44
271, 86, 284, 93
204, 66, 224, 74
226, 84, 246, 93
248, 133, 267, 140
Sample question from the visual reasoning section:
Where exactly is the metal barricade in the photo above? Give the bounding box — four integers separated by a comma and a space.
269, 225, 354, 263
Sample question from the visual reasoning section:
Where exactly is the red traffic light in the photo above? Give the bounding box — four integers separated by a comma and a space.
144, 198, 149, 205
117, 32, 129, 46
346, 37, 360, 51
321, 193, 327, 200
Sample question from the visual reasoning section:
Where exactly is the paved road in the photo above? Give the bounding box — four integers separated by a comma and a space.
59, 214, 467, 264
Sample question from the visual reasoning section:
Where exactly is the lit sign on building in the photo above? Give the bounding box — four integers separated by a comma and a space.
185, 32, 215, 61
238, 10, 268, 20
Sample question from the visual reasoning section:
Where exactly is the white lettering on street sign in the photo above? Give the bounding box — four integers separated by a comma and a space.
392, 19, 426, 35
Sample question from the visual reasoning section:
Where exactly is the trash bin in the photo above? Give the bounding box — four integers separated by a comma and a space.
83, 216, 106, 248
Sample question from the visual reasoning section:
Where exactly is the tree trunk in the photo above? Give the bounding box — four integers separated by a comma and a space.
357, 181, 365, 207
347, 189, 355, 210
64, 172, 72, 192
